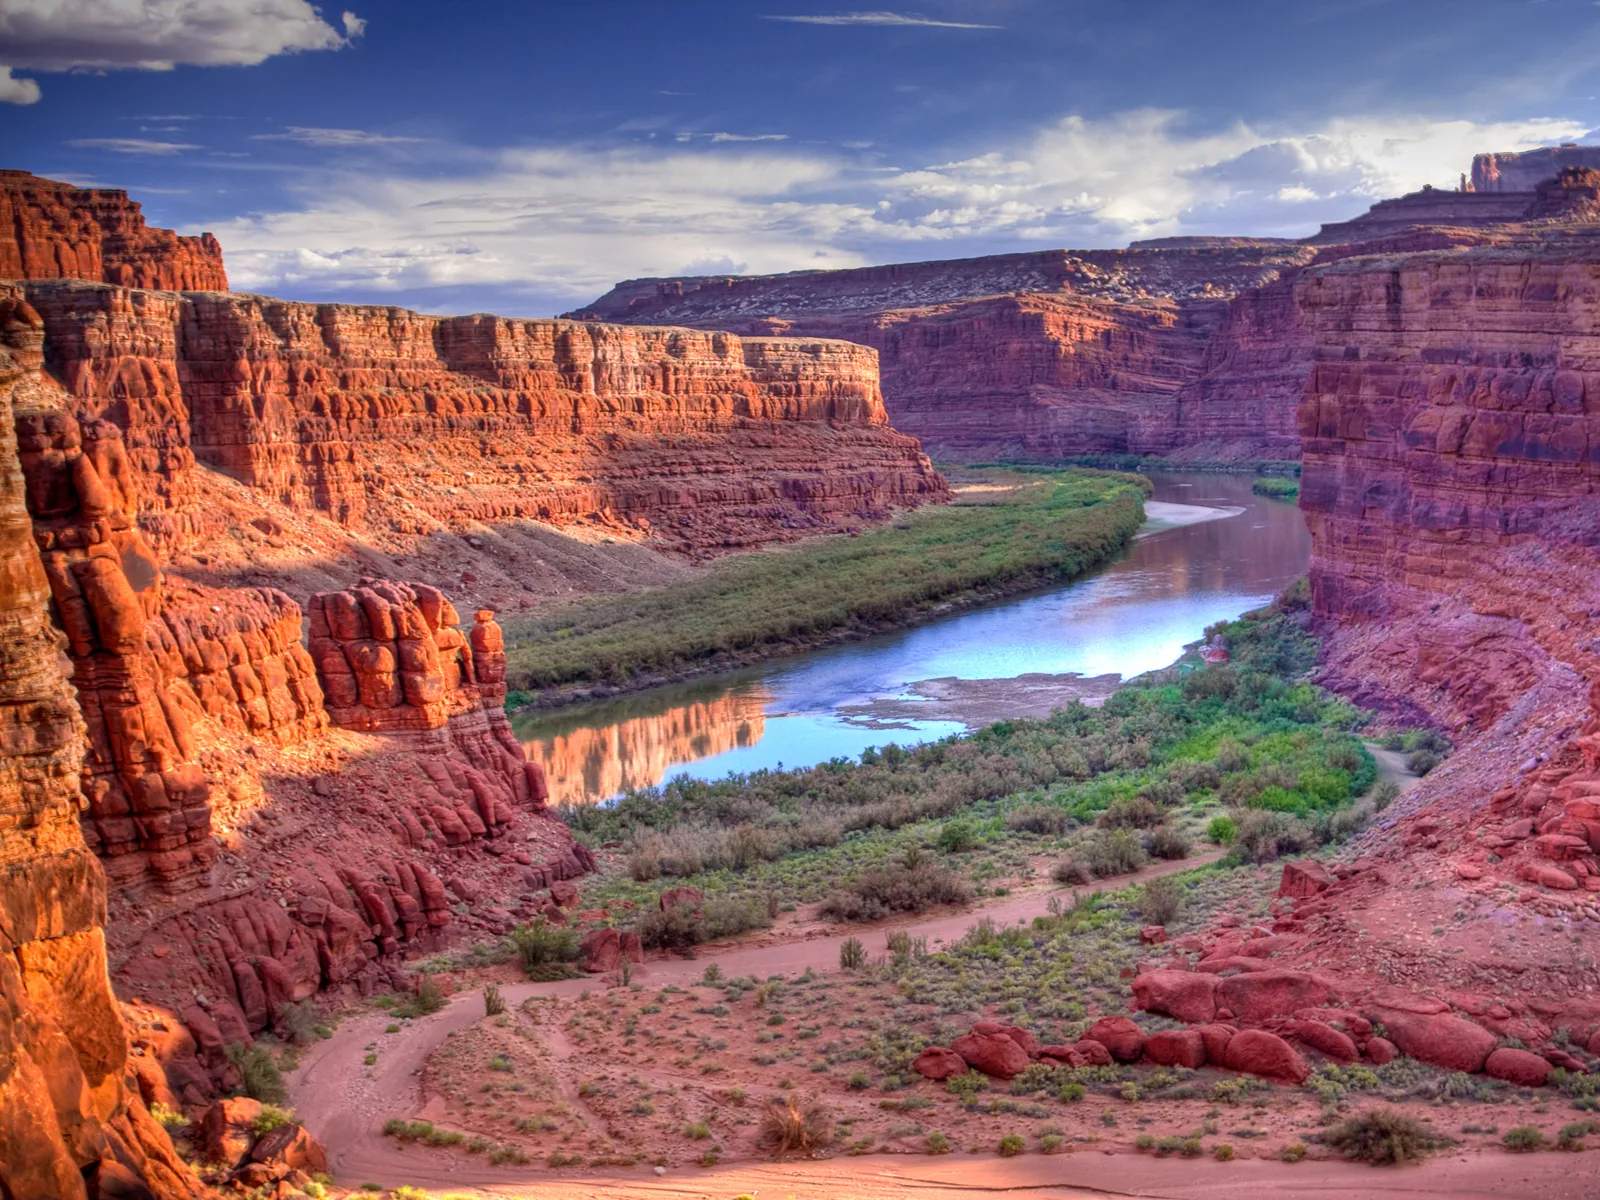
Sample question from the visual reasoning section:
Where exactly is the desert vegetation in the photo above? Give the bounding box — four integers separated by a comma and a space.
562, 580, 1385, 923
503, 469, 1149, 695
1250, 477, 1300, 501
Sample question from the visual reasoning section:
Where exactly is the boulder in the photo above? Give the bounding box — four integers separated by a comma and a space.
1223, 1029, 1311, 1084
1216, 970, 1333, 1023
1195, 1023, 1236, 1064
658, 886, 703, 912
578, 928, 643, 973
1364, 1036, 1398, 1065
250, 1123, 329, 1174
1038, 1044, 1087, 1067
1143, 1029, 1206, 1068
199, 1096, 262, 1168
1082, 1016, 1145, 1063
550, 880, 580, 908
1287, 1019, 1359, 1064
1071, 1039, 1114, 1067
1132, 969, 1218, 1024
1279, 860, 1335, 898
1139, 925, 1167, 945
998, 1025, 1040, 1058
1368, 1010, 1496, 1073
912, 1046, 967, 1081
1485, 1047, 1551, 1087
952, 1031, 1031, 1079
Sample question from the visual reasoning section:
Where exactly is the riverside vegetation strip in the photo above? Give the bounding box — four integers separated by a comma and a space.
540, 583, 1414, 946
501, 468, 1149, 700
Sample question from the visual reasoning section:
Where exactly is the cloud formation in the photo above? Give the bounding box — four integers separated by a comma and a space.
214, 109, 1587, 316
68, 137, 201, 155
765, 10, 1002, 28
254, 127, 427, 146
0, 0, 361, 102
0, 65, 40, 105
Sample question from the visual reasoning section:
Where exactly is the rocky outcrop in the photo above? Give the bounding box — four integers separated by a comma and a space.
16, 279, 946, 565
0, 170, 227, 292
1473, 145, 1600, 193
1296, 232, 1600, 731
0, 334, 203, 1199
572, 242, 1315, 463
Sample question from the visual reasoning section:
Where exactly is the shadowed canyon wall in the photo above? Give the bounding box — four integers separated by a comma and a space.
1297, 232, 1600, 734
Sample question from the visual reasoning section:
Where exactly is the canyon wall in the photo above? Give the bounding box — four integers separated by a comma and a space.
18, 279, 947, 574
1473, 145, 1600, 193
1297, 233, 1600, 733
0, 171, 227, 293
0, 336, 203, 1199
572, 242, 1317, 462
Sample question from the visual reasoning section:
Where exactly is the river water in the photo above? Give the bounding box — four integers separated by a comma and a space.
512, 473, 1310, 805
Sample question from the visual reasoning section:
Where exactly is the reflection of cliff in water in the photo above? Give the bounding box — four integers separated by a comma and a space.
519, 680, 770, 804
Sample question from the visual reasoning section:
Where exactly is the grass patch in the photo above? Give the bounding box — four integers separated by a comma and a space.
1251, 477, 1299, 501
505, 469, 1149, 694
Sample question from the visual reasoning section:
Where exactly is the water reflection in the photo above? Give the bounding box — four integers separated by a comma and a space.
515, 473, 1309, 803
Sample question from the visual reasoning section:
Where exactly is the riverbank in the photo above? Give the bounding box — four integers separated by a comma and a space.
502, 469, 1149, 710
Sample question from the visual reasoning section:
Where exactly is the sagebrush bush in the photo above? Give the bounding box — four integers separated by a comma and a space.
1147, 824, 1191, 860
1325, 1109, 1441, 1164
1406, 749, 1440, 776
225, 1043, 285, 1105
1098, 795, 1163, 829
1371, 780, 1401, 811
1085, 828, 1147, 877
510, 919, 579, 974
759, 1095, 832, 1154
839, 937, 866, 970
1051, 857, 1090, 885
1139, 877, 1183, 925
394, 975, 445, 1018
633, 894, 772, 950
818, 863, 972, 922
1005, 803, 1068, 835
1207, 814, 1237, 844
1234, 809, 1314, 863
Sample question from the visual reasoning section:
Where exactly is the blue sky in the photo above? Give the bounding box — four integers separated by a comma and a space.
6, 1, 1600, 316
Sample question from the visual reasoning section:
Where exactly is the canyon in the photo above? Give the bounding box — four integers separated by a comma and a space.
8, 147, 1600, 1197
572, 176, 1600, 465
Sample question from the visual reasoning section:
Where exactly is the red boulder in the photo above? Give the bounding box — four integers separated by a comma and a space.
1278, 860, 1335, 898
1486, 1048, 1551, 1087
912, 1046, 967, 1081
1368, 1010, 1496, 1073
1364, 1036, 1398, 1065
251, 1123, 329, 1174
952, 1031, 1031, 1079
1287, 1019, 1358, 1064
1132, 969, 1218, 1024
1082, 1016, 1145, 1063
1223, 1029, 1311, 1084
1217, 970, 1333, 1024
1195, 1023, 1236, 1064
1144, 1029, 1206, 1069
1071, 1039, 1114, 1067
658, 886, 703, 912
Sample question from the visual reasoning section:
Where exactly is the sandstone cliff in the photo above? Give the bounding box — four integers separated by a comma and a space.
0, 171, 227, 292
1473, 144, 1600, 193
1297, 232, 1600, 733
0, 333, 205, 1200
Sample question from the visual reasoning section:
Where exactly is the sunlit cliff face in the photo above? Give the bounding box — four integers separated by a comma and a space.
522, 689, 768, 805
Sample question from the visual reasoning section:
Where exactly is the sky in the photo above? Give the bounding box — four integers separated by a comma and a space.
6, 0, 1600, 317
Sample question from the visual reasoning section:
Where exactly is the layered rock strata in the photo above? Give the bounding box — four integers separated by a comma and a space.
1296, 232, 1600, 731
0, 170, 227, 292
15, 279, 946, 567
1473, 145, 1600, 193
0, 335, 202, 1199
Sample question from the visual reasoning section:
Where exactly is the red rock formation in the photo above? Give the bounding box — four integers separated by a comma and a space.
1297, 232, 1600, 730
0, 331, 203, 1199
573, 242, 1313, 462
1472, 144, 1600, 193
0, 170, 227, 292
16, 279, 946, 564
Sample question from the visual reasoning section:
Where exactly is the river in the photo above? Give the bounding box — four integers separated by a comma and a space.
511, 473, 1310, 805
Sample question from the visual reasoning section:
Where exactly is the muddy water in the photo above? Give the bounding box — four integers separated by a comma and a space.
513, 473, 1309, 805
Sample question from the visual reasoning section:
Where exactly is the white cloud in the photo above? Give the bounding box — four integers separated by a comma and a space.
212, 110, 1589, 315
254, 126, 427, 146
0, 65, 40, 104
709, 132, 790, 142
342, 11, 366, 37
0, 0, 361, 100
765, 11, 1002, 28
68, 137, 200, 155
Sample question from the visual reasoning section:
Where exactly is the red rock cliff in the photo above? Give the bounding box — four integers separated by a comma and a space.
0, 325, 205, 1199
17, 280, 947, 565
1297, 233, 1600, 732
572, 242, 1314, 462
0, 171, 227, 292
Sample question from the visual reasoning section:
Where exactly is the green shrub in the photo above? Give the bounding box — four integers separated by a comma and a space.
1406, 750, 1440, 776
251, 1105, 294, 1137
483, 983, 505, 1017
1099, 796, 1163, 829
633, 895, 772, 950
1234, 810, 1314, 863
1207, 815, 1238, 844
1006, 804, 1068, 835
1059, 1082, 1085, 1103
819, 863, 972, 922
224, 1043, 285, 1106
278, 999, 321, 1046
1325, 1109, 1441, 1164
509, 918, 580, 974
1503, 1126, 1545, 1152
938, 820, 977, 853
839, 937, 867, 971
1251, 477, 1299, 501
1214, 1143, 1234, 1161
1085, 828, 1147, 877
394, 975, 446, 1018
1371, 780, 1401, 811
1147, 825, 1191, 861
1281, 1142, 1306, 1163
1139, 876, 1183, 925
1051, 857, 1090, 885
1039, 1133, 1064, 1153
925, 1131, 951, 1155
1559, 1121, 1593, 1151
998, 1133, 1025, 1157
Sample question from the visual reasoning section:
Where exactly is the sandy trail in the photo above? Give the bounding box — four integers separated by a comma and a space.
287, 839, 1596, 1198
